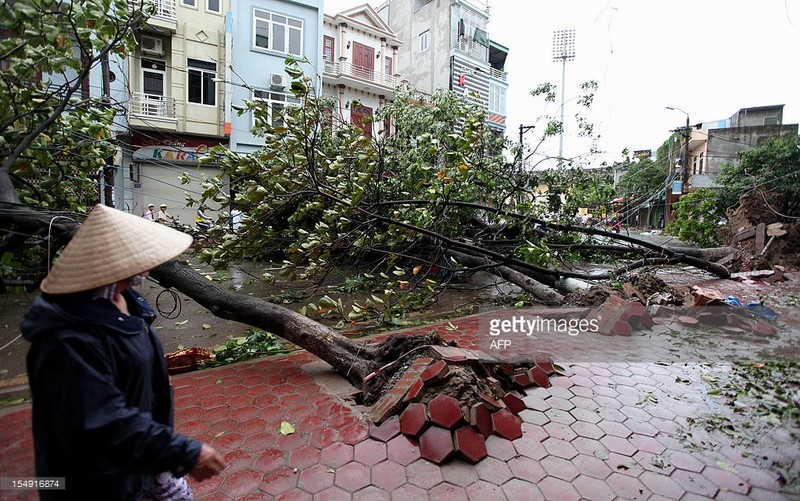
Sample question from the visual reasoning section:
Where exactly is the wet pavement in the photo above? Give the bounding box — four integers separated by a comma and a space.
1, 271, 799, 500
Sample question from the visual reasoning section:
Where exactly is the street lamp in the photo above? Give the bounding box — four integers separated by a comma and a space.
666, 106, 691, 191
553, 29, 576, 163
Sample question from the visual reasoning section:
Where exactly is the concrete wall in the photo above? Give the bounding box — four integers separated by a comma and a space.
729, 106, 784, 128
705, 124, 798, 178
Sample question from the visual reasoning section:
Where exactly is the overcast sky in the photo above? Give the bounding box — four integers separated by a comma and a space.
324, 0, 800, 166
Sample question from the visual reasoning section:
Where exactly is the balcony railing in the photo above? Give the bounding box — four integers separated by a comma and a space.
323, 61, 399, 89
129, 92, 176, 120
129, 0, 177, 22
488, 67, 507, 81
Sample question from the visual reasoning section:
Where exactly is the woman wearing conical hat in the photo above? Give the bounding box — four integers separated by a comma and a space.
21, 205, 226, 500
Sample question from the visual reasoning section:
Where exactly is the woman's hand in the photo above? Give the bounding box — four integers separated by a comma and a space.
188, 443, 227, 481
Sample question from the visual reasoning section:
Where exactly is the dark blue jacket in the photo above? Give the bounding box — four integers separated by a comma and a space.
21, 289, 202, 500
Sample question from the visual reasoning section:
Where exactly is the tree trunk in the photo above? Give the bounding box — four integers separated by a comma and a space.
445, 249, 564, 305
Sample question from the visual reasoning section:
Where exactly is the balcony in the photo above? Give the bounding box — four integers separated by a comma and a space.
129, 0, 177, 32
488, 67, 507, 82
128, 92, 177, 129
323, 60, 399, 96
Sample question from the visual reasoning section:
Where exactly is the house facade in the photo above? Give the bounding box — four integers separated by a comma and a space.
227, 0, 323, 153
686, 105, 798, 190
122, 0, 229, 224
376, 0, 509, 133
322, 4, 402, 137
117, 0, 322, 223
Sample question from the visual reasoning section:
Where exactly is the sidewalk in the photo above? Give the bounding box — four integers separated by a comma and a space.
1, 275, 798, 500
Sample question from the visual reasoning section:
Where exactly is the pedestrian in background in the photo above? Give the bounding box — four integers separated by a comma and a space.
21, 204, 226, 500
157, 204, 175, 225
143, 203, 156, 221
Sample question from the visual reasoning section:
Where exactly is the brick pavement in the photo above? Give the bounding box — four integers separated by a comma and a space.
1, 275, 799, 500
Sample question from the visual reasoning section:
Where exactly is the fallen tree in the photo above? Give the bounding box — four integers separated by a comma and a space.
0, 14, 735, 461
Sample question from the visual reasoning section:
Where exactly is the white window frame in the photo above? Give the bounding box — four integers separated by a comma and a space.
489, 82, 506, 115
206, 0, 220, 14
253, 9, 304, 56
252, 89, 300, 128
187, 58, 216, 106
181, 0, 197, 9
140, 59, 166, 116
419, 30, 429, 52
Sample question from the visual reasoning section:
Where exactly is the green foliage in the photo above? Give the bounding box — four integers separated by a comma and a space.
201, 328, 292, 367
193, 59, 606, 323
617, 157, 669, 201
0, 0, 142, 210
715, 135, 800, 216
665, 189, 724, 247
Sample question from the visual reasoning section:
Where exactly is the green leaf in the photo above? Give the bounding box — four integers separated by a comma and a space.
279, 421, 295, 435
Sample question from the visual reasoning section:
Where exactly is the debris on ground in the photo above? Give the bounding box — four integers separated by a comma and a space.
165, 347, 215, 374
726, 193, 800, 271
563, 285, 614, 306
367, 346, 559, 464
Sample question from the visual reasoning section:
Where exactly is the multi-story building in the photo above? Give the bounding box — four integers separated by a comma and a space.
322, 4, 402, 137
120, 0, 322, 223
686, 104, 798, 190
122, 0, 229, 223
376, 0, 509, 133
227, 0, 323, 153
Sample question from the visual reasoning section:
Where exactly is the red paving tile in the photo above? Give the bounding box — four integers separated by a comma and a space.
454, 424, 488, 463
428, 394, 464, 429
419, 425, 456, 465
490, 408, 522, 440
2, 306, 799, 500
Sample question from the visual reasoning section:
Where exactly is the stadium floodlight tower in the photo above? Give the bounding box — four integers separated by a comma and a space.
552, 28, 576, 163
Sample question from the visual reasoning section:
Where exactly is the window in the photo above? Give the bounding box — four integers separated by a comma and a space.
252, 89, 300, 127
419, 30, 429, 52
181, 0, 196, 7
141, 58, 166, 116
323, 35, 335, 63
384, 56, 392, 76
698, 152, 704, 174
187, 59, 216, 105
489, 83, 506, 115
207, 0, 220, 13
254, 9, 304, 56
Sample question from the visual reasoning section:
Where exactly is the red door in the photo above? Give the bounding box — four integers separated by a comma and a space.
351, 42, 374, 80
351, 105, 373, 137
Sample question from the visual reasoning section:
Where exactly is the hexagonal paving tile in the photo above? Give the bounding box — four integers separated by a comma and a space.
469, 402, 493, 437
406, 458, 445, 489
528, 366, 551, 388
369, 416, 401, 443
353, 439, 387, 466
334, 461, 371, 493
540, 455, 580, 482
453, 425, 488, 463
502, 392, 527, 415
490, 409, 522, 440
419, 425, 455, 465
399, 402, 430, 438
369, 460, 407, 491
428, 394, 464, 429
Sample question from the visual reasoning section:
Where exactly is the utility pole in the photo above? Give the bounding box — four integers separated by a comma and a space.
101, 51, 116, 207
680, 114, 690, 192
552, 29, 576, 164
517, 124, 535, 170
666, 106, 691, 193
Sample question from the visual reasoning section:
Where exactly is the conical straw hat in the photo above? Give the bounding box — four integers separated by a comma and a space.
40, 204, 193, 294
